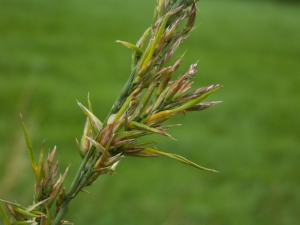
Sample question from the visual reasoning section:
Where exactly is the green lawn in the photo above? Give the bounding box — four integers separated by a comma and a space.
1, 0, 300, 224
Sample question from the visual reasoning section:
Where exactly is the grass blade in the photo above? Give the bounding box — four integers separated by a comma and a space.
20, 114, 38, 179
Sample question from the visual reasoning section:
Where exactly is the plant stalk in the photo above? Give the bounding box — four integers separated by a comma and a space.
51, 145, 97, 225
51, 197, 71, 225
110, 67, 137, 116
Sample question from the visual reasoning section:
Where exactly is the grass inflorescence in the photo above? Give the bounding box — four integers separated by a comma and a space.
1, 1, 222, 224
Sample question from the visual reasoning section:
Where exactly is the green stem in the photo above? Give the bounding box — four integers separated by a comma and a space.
68, 146, 96, 195
51, 146, 97, 225
110, 66, 137, 116
51, 197, 71, 225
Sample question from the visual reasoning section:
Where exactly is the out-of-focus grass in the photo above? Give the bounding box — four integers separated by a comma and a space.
1, 0, 299, 224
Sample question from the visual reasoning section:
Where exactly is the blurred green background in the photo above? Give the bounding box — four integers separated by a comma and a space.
1, 0, 299, 224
